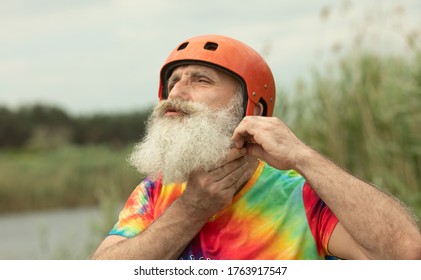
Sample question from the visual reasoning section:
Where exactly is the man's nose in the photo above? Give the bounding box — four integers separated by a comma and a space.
167, 79, 191, 100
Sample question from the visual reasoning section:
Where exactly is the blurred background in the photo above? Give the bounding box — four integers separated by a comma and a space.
0, 0, 420, 259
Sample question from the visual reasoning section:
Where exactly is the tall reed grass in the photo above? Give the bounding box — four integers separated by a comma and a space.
0, 145, 141, 213
275, 50, 421, 221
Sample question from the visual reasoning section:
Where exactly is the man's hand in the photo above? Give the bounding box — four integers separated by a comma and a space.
179, 147, 251, 219
231, 116, 310, 171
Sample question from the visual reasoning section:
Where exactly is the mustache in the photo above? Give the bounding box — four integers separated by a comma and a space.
154, 99, 205, 117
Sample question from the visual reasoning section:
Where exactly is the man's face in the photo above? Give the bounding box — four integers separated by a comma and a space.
166, 64, 240, 111
128, 65, 244, 183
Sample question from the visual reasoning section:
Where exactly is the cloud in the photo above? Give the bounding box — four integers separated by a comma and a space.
0, 0, 420, 114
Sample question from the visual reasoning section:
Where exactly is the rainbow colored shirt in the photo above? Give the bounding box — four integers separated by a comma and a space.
109, 160, 338, 259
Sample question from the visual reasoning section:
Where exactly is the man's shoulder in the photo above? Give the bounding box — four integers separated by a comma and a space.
141, 177, 162, 187
261, 161, 305, 184
136, 176, 185, 195
130, 177, 163, 195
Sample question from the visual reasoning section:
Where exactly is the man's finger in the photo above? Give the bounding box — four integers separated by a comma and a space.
220, 160, 249, 192
244, 142, 264, 158
210, 156, 247, 181
231, 116, 261, 148
224, 147, 247, 163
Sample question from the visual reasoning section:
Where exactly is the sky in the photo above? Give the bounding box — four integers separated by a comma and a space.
0, 0, 420, 115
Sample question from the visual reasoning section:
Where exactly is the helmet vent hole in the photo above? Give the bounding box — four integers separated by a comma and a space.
204, 42, 218, 51
177, 42, 189, 51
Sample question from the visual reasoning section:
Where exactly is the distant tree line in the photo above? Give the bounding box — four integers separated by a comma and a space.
0, 104, 151, 149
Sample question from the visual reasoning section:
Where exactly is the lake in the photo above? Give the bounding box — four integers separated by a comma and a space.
0, 206, 115, 259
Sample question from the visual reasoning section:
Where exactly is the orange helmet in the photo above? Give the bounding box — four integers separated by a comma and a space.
158, 35, 276, 116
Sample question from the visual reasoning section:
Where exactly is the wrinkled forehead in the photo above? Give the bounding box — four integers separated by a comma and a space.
168, 64, 237, 83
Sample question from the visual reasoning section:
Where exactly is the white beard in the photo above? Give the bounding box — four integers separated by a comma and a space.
128, 94, 244, 183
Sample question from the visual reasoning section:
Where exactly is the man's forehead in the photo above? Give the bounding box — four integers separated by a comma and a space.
170, 64, 221, 77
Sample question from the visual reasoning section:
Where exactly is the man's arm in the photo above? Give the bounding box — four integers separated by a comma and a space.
92, 148, 250, 259
91, 198, 209, 259
231, 116, 421, 260
297, 147, 421, 259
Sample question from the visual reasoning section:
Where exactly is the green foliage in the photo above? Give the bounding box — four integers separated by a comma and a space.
0, 145, 141, 213
0, 104, 152, 149
73, 111, 150, 148
275, 50, 421, 220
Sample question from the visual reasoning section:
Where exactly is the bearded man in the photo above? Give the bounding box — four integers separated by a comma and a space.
128, 76, 244, 184
92, 35, 421, 260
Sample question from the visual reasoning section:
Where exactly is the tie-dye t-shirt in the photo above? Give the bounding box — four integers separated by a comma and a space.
108, 160, 338, 259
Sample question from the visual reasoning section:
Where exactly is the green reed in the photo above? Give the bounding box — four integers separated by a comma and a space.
0, 145, 141, 213
275, 50, 421, 221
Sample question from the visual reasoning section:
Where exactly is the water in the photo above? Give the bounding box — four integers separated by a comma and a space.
0, 207, 107, 259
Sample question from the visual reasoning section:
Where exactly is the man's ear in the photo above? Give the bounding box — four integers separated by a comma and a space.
253, 102, 264, 116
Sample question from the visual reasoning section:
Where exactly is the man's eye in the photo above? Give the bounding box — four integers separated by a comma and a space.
168, 83, 175, 91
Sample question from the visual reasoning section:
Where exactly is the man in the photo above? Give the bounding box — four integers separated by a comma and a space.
92, 35, 421, 260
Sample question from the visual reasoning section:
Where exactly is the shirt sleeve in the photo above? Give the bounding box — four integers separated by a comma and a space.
302, 182, 339, 257
108, 179, 157, 238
